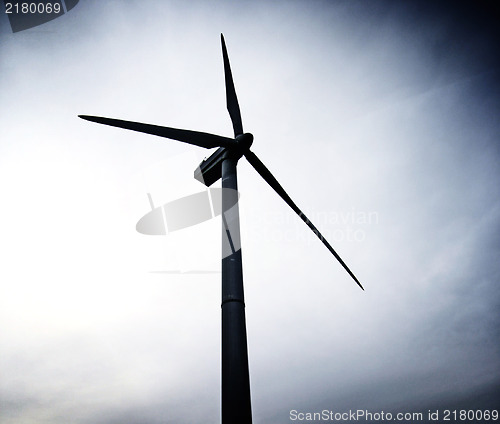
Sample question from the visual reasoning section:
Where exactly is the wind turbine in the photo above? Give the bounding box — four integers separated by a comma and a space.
79, 34, 363, 424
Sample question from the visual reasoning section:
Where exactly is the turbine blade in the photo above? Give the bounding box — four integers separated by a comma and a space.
244, 150, 364, 290
79, 115, 235, 149
221, 34, 244, 137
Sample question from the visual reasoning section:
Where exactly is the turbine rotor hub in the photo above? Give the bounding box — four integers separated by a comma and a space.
235, 132, 253, 152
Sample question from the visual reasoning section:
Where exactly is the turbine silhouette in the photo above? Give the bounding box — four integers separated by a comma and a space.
80, 34, 363, 424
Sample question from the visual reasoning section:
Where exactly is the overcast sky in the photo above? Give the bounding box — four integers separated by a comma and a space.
1, 1, 499, 423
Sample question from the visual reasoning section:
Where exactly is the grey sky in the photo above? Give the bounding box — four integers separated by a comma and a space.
1, 1, 499, 423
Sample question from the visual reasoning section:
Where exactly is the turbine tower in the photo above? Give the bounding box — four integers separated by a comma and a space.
79, 34, 363, 424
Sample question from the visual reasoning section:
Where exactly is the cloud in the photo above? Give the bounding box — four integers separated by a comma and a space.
1, 1, 499, 423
